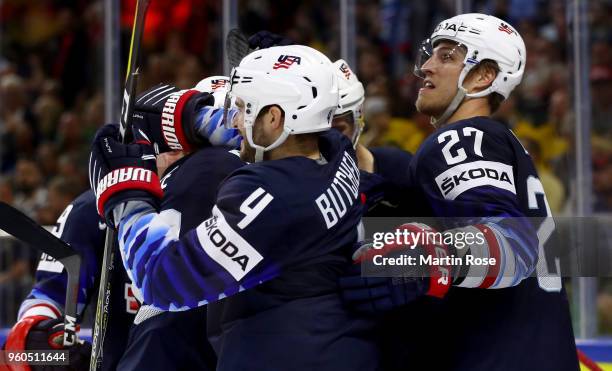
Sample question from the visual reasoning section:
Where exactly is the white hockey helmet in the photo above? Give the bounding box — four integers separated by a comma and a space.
227, 45, 339, 161
332, 59, 365, 146
415, 13, 526, 124
194, 75, 230, 108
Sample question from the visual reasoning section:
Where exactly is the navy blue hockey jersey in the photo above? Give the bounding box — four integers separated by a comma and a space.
19, 190, 135, 371
362, 147, 413, 216
117, 146, 244, 371
379, 117, 578, 371
117, 130, 379, 370
21, 146, 245, 371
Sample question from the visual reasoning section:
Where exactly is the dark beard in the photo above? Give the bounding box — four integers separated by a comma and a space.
240, 142, 256, 163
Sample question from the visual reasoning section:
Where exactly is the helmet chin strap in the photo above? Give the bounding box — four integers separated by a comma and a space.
246, 125, 291, 162
430, 63, 500, 128
431, 87, 466, 128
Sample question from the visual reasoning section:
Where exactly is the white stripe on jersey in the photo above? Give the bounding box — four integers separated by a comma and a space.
195, 206, 263, 281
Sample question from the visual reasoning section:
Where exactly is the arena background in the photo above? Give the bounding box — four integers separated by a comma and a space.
0, 0, 611, 369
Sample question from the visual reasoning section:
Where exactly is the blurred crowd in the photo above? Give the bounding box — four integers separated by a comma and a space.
0, 0, 611, 330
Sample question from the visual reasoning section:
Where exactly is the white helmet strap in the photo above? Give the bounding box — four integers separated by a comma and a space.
432, 61, 498, 127
246, 124, 291, 162
431, 87, 466, 128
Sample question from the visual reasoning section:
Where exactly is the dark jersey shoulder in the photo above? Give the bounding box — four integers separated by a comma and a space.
161, 146, 244, 232
383, 117, 578, 371
206, 131, 374, 369
363, 147, 413, 216
27, 190, 135, 371
408, 117, 527, 217
31, 190, 103, 310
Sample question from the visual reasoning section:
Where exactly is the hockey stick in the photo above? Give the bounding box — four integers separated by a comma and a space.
90, 1, 150, 370
0, 202, 81, 347
223, 29, 253, 126
226, 28, 252, 70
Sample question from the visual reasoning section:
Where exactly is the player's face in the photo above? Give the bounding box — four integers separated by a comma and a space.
331, 111, 356, 140
415, 41, 466, 118
156, 151, 185, 176
231, 98, 256, 162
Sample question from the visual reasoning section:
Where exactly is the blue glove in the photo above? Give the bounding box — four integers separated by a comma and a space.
248, 30, 293, 49
133, 84, 238, 153
89, 124, 162, 226
194, 105, 242, 148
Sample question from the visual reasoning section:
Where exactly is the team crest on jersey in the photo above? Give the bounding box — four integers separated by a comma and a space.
339, 63, 351, 79
273, 55, 301, 70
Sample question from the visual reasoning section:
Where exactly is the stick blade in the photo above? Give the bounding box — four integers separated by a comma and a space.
226, 28, 252, 69
0, 202, 76, 260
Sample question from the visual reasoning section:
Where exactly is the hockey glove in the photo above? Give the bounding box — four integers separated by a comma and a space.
89, 124, 162, 226
3, 305, 91, 371
132, 84, 241, 153
248, 30, 293, 49
339, 223, 453, 314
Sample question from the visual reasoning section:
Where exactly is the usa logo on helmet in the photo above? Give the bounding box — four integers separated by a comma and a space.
273, 55, 302, 70
498, 23, 517, 35
339, 63, 351, 79
211, 79, 228, 90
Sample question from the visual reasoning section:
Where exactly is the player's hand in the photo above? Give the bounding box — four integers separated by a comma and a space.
339, 223, 453, 314
133, 84, 241, 152
133, 84, 215, 153
359, 171, 388, 213
4, 314, 91, 371
89, 124, 162, 225
248, 31, 293, 49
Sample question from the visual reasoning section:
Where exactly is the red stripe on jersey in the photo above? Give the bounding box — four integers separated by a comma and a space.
474, 224, 501, 288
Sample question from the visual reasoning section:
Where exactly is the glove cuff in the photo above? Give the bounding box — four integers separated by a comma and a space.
161, 89, 205, 152
396, 223, 452, 298
96, 167, 163, 218
20, 303, 61, 320
4, 315, 50, 352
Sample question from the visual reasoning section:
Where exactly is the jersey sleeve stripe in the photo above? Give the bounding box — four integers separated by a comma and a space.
474, 224, 501, 288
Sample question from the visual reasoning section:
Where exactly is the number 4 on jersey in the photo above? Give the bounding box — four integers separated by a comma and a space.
238, 188, 274, 229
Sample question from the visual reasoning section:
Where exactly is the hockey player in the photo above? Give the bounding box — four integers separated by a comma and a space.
2, 190, 100, 371
116, 76, 244, 370
331, 59, 412, 215
339, 14, 579, 370
3, 76, 243, 371
88, 45, 378, 370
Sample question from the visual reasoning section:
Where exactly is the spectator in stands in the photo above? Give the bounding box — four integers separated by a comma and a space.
0, 74, 35, 173
0, 176, 14, 204
36, 175, 83, 225
12, 157, 47, 220
590, 64, 612, 137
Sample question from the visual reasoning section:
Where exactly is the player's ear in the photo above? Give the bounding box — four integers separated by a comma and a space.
466, 61, 498, 93
477, 64, 496, 86
268, 105, 284, 129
